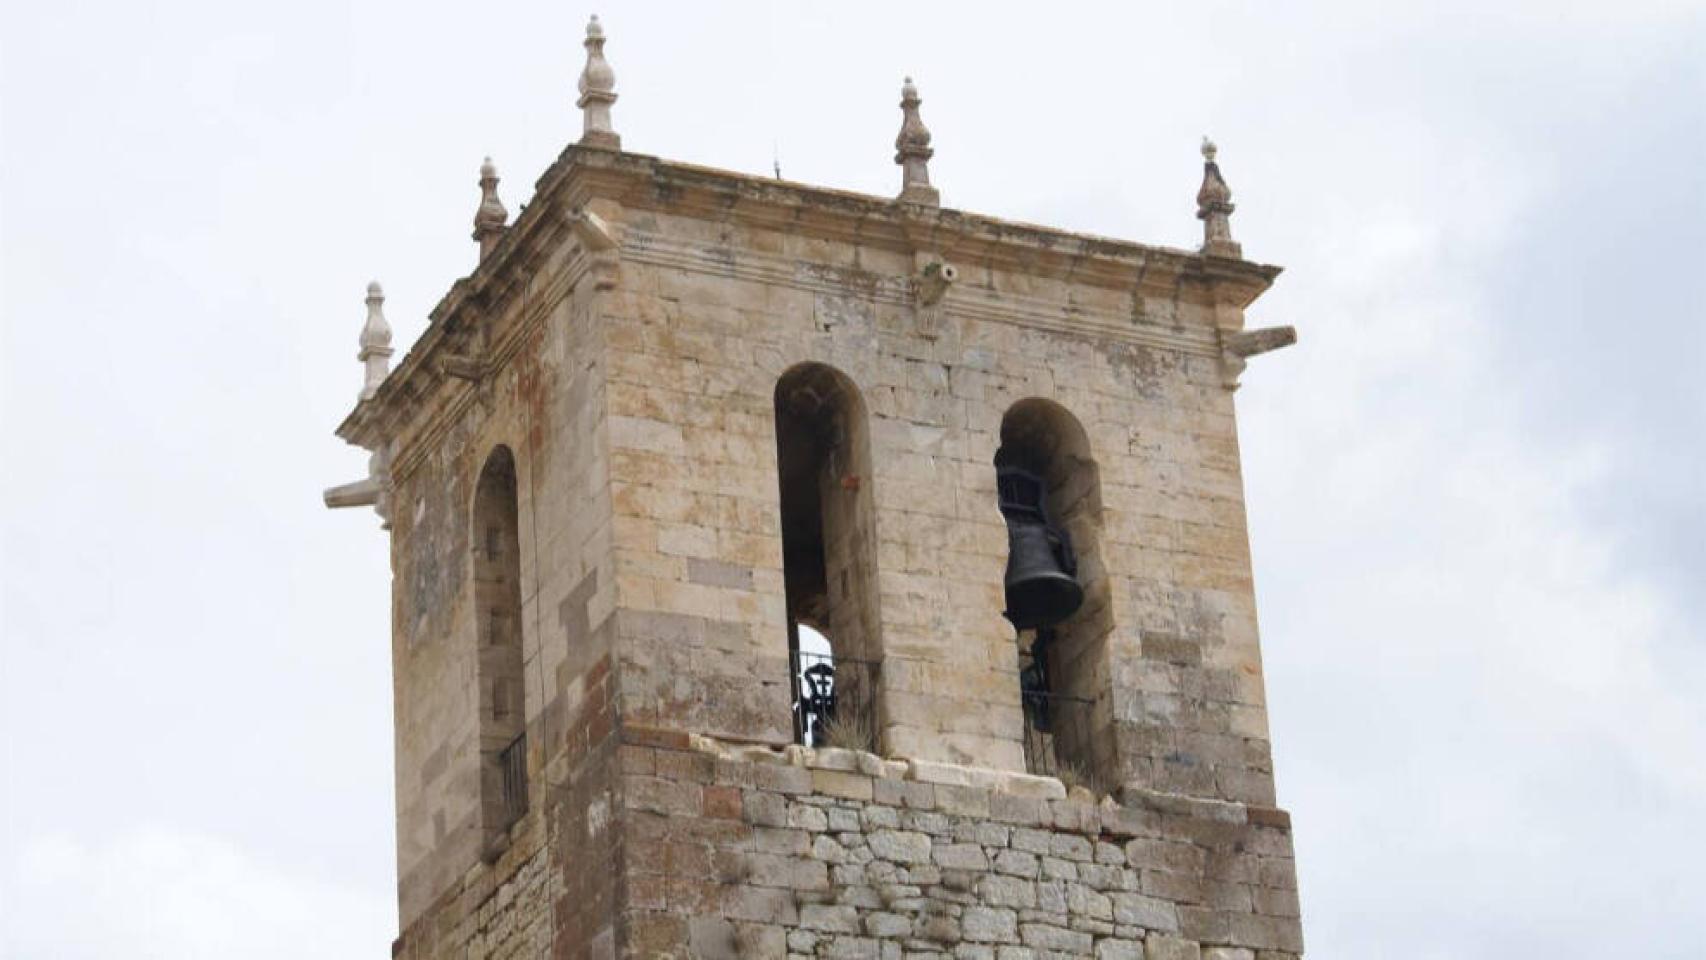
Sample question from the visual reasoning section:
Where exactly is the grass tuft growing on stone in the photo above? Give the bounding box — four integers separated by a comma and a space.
821, 711, 875, 753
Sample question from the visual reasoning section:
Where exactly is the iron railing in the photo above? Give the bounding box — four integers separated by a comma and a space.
789, 649, 879, 750
497, 731, 528, 828
1020, 688, 1095, 780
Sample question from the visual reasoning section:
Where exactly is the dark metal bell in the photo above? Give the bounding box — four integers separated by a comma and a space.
1002, 522, 1084, 630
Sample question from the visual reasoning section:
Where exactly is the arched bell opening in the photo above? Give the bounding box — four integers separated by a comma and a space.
472, 445, 528, 860
996, 400, 1115, 788
773, 363, 882, 751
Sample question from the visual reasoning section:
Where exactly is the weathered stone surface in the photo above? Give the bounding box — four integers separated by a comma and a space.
994, 849, 1041, 878
1019, 922, 1093, 953
869, 830, 934, 865
1096, 938, 1145, 959
976, 875, 1037, 909
802, 904, 863, 934
935, 843, 992, 870
1146, 936, 1203, 960
961, 907, 1019, 943
791, 803, 831, 832
1110, 893, 1180, 932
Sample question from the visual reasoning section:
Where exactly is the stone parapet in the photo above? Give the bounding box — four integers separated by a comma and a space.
616, 725, 1302, 959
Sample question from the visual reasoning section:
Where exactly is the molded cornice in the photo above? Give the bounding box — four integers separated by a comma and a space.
338, 144, 1282, 455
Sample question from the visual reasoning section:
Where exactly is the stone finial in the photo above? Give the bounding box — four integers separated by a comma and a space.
358, 280, 393, 401
1196, 137, 1241, 258
894, 77, 939, 205
577, 14, 620, 149
472, 157, 508, 260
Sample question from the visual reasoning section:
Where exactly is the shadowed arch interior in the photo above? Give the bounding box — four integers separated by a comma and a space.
472, 445, 527, 858
998, 399, 1116, 786
774, 363, 882, 748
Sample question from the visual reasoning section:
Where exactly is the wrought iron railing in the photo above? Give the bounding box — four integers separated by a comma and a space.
1020, 687, 1095, 780
497, 731, 528, 828
789, 649, 879, 750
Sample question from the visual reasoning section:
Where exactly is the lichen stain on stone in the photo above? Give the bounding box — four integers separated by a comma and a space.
586, 793, 610, 837
798, 261, 882, 298
517, 337, 550, 462
1101, 341, 1169, 401
812, 291, 875, 335
403, 438, 474, 651
649, 178, 684, 207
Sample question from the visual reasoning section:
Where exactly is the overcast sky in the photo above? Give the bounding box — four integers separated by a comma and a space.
3, 2, 1703, 957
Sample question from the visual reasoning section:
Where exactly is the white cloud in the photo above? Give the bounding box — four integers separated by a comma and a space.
1237, 74, 1706, 953
3, 829, 393, 960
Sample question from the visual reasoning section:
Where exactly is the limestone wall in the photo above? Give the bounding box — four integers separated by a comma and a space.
392, 819, 556, 960
603, 194, 1277, 805
386, 258, 620, 927
617, 726, 1302, 959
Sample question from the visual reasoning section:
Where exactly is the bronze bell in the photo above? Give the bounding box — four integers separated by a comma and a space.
1003, 522, 1084, 629
996, 459, 1084, 630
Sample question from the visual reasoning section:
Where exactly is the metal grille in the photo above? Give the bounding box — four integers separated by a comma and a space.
790, 649, 879, 749
497, 731, 528, 827
1020, 688, 1094, 779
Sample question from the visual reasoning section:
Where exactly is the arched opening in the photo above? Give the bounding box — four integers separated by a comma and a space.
774, 363, 881, 750
472, 446, 527, 859
996, 400, 1114, 786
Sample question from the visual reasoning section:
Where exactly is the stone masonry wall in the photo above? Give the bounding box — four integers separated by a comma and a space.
392, 816, 556, 960
390, 659, 623, 960
618, 725, 1302, 959
590, 160, 1281, 810
387, 250, 619, 929
604, 200, 1277, 804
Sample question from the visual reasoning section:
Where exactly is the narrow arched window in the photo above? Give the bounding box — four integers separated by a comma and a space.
774, 363, 881, 751
996, 400, 1114, 787
473, 446, 527, 859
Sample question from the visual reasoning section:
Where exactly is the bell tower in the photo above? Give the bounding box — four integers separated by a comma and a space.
327, 18, 1304, 959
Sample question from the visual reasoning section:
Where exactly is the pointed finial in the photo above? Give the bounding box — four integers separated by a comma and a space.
1196, 137, 1241, 258
473, 156, 508, 260
358, 281, 393, 401
895, 76, 939, 205
577, 14, 620, 150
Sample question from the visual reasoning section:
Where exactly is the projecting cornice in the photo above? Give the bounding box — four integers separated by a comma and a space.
337, 143, 1282, 454
580, 148, 1281, 298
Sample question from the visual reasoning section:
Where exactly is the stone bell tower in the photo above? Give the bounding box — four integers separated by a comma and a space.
326, 16, 1304, 959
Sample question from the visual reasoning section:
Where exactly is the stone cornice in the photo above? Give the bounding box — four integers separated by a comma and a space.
336, 150, 594, 456
337, 144, 1282, 456
626, 231, 1225, 360
594, 149, 1281, 302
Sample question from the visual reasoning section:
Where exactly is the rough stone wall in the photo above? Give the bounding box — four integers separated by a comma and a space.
393, 820, 556, 960
616, 727, 1302, 959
